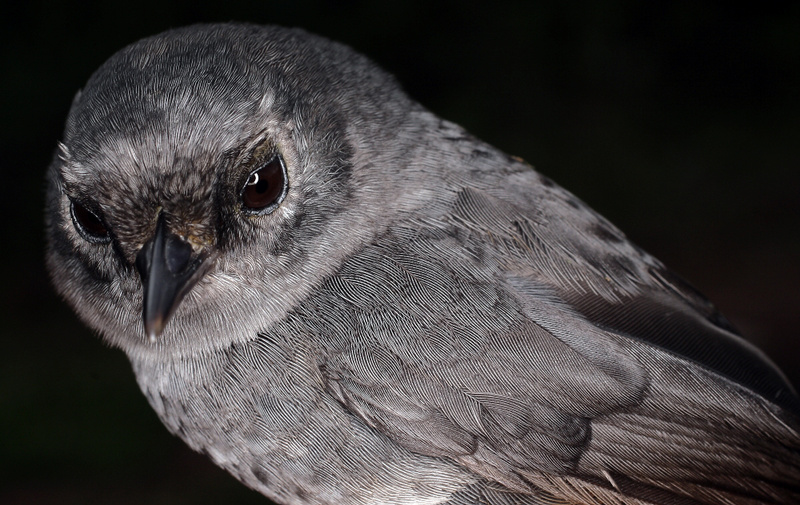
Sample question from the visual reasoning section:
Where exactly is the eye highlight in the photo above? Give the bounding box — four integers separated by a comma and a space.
241, 154, 288, 214
70, 200, 111, 243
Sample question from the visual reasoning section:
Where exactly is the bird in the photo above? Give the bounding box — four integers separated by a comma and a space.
45, 23, 800, 505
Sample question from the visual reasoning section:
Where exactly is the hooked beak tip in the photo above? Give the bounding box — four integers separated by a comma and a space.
145, 316, 165, 343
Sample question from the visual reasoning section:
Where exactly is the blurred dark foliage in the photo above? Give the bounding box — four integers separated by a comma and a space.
2, 1, 798, 503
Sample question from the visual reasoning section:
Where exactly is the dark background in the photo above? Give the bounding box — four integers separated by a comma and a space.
2, 1, 798, 503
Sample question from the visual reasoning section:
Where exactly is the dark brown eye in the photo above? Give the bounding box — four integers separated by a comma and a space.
70, 200, 111, 243
241, 155, 288, 214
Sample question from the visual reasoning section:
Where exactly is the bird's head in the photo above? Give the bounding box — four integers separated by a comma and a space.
45, 23, 422, 360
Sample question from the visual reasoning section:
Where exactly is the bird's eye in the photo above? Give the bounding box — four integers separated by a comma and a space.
241, 154, 288, 214
70, 200, 111, 243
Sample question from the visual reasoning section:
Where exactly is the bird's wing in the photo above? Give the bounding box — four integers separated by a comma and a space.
310, 179, 800, 505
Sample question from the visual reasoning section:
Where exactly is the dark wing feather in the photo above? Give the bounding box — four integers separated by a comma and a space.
566, 274, 800, 415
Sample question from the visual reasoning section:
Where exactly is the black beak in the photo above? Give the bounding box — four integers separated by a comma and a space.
135, 213, 210, 341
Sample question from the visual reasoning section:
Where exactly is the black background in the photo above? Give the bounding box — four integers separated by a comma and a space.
2, 1, 799, 503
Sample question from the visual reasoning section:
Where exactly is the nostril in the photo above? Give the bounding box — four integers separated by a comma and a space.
165, 234, 193, 274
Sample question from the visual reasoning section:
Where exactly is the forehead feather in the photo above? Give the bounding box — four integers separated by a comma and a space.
61, 24, 406, 167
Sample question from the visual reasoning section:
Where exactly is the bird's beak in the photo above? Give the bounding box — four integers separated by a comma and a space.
135, 213, 212, 342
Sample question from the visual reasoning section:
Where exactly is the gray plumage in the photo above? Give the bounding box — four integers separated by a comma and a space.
45, 23, 800, 505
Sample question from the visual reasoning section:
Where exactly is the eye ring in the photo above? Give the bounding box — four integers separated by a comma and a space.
240, 153, 288, 215
70, 200, 111, 244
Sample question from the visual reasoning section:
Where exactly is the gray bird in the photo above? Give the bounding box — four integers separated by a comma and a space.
45, 23, 800, 505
